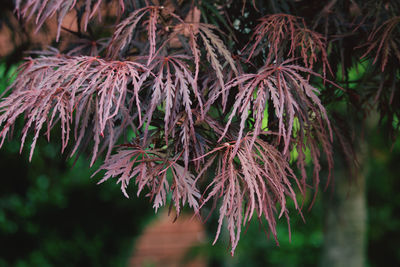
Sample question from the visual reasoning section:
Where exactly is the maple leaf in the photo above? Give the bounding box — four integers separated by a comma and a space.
66, 38, 109, 56
219, 60, 332, 157
244, 14, 331, 76
360, 16, 400, 72
0, 55, 148, 164
107, 6, 163, 61
196, 133, 301, 255
96, 143, 200, 215
15, 0, 124, 41
169, 22, 239, 108
143, 55, 199, 132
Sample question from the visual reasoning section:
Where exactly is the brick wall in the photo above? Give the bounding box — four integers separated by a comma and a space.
129, 211, 206, 267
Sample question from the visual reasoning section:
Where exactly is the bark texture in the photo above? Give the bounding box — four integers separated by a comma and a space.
320, 148, 367, 267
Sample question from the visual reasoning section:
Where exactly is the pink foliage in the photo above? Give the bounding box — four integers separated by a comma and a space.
3, 0, 397, 254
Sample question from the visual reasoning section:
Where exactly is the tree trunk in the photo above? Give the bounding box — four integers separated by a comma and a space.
320, 153, 367, 267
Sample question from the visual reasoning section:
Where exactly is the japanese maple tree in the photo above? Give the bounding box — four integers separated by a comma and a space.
0, 0, 399, 255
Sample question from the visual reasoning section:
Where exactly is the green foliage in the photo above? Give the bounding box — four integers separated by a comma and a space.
0, 140, 154, 266
367, 132, 400, 267
200, 197, 324, 267
0, 63, 17, 94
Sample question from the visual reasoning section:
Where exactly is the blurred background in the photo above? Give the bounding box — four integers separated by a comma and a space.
1, 2, 400, 266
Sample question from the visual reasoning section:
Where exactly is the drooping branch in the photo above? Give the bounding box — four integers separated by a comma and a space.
196, 133, 302, 255
96, 143, 200, 215
0, 55, 148, 164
